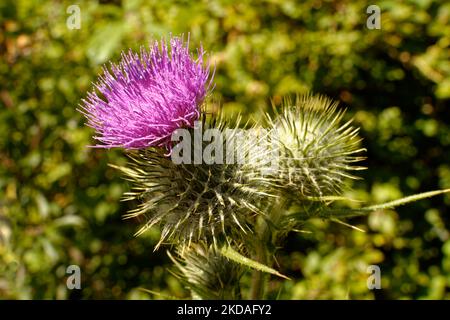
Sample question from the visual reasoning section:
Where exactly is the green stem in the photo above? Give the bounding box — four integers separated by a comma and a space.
249, 198, 286, 300
250, 238, 268, 299
250, 216, 270, 300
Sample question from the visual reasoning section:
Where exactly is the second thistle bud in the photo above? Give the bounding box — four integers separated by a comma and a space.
266, 94, 366, 200
169, 243, 244, 300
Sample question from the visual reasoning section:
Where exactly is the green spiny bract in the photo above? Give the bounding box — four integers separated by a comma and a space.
169, 243, 244, 300
113, 113, 275, 249
266, 94, 366, 202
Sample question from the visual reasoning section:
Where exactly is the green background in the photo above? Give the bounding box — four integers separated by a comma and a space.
1, 0, 449, 299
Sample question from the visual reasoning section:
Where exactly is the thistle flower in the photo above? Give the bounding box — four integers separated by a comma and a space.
113, 114, 273, 249
267, 94, 366, 201
169, 243, 243, 300
79, 35, 213, 149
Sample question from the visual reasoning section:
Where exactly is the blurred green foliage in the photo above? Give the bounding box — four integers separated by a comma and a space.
1, 0, 449, 299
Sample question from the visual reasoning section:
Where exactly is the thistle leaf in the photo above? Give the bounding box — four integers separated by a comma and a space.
137, 288, 180, 300
330, 218, 366, 232
302, 195, 362, 203
220, 245, 290, 280
364, 189, 450, 211
316, 189, 450, 219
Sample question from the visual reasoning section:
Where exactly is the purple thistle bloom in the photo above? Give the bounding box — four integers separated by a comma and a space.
79, 35, 214, 149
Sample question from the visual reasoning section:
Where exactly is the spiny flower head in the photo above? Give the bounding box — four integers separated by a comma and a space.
169, 243, 243, 300
112, 114, 274, 249
79, 35, 214, 149
267, 94, 366, 200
